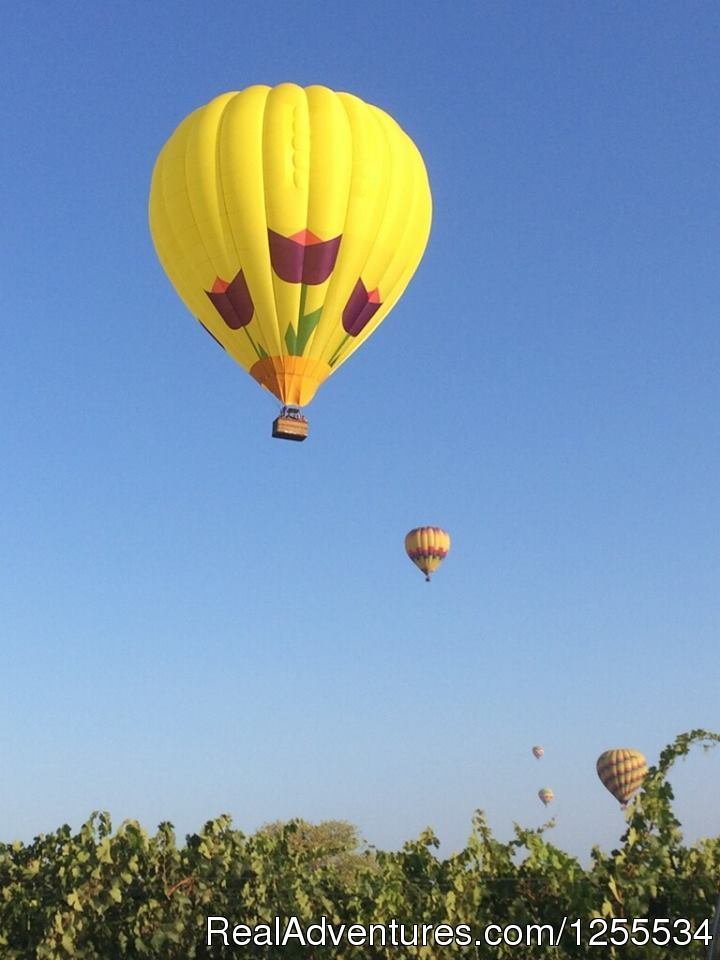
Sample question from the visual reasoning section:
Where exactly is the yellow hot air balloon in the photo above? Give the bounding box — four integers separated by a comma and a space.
405, 527, 451, 582
596, 748, 648, 806
538, 788, 554, 806
149, 84, 432, 440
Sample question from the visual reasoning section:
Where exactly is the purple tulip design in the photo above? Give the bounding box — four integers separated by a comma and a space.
342, 279, 382, 336
205, 272, 267, 360
206, 271, 254, 329
327, 279, 383, 367
268, 229, 341, 285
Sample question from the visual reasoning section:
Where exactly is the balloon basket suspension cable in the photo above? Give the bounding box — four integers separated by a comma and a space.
272, 405, 309, 441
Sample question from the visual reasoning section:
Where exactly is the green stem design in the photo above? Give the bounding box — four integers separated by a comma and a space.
242, 326, 266, 360
286, 283, 322, 356
298, 283, 308, 325
328, 333, 350, 367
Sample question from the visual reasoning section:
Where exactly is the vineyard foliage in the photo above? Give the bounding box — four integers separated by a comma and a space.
1, 731, 718, 958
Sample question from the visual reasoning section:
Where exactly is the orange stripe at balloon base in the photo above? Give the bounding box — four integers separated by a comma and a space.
249, 355, 331, 407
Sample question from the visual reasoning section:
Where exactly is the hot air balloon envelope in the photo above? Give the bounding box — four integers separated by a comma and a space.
149, 84, 432, 438
538, 788, 554, 806
597, 749, 647, 806
405, 527, 451, 581
532, 745, 544, 759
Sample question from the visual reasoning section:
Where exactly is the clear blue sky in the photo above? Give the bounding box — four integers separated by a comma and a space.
1, 1, 718, 860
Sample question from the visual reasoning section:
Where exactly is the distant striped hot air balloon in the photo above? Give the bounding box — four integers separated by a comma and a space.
404, 527, 451, 582
538, 788, 554, 806
532, 745, 544, 759
596, 749, 648, 806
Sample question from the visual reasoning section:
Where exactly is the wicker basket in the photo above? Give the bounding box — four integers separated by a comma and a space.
272, 416, 309, 441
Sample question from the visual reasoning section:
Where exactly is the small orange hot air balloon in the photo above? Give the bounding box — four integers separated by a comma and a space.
532, 745, 544, 759
404, 527, 451, 582
538, 788, 554, 806
596, 749, 647, 806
